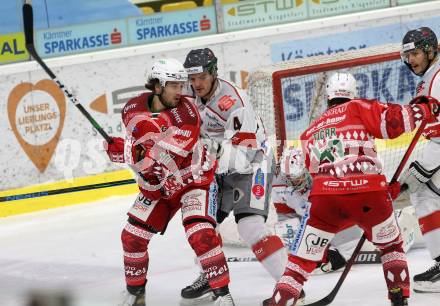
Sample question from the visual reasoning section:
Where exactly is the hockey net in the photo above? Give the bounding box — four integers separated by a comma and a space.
219, 43, 427, 247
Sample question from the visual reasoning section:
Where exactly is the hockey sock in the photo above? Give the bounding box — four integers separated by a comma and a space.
185, 222, 230, 289
273, 254, 314, 304
378, 239, 410, 298
121, 222, 155, 287
238, 214, 287, 280
252, 235, 287, 280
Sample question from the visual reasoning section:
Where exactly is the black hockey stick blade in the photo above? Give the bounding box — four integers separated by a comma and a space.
303, 235, 366, 306
0, 179, 136, 202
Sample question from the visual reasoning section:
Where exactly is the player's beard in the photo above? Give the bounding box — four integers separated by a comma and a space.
160, 94, 180, 109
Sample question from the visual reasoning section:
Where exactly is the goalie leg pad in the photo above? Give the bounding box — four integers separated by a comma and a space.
121, 221, 155, 287
274, 217, 301, 249
238, 215, 287, 280
395, 206, 423, 253
185, 222, 230, 289
418, 211, 440, 259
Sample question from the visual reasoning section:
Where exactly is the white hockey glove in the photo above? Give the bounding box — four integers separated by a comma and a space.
216, 141, 254, 175
399, 161, 437, 193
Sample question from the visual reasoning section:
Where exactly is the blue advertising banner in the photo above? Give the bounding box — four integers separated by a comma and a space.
270, 16, 440, 63
280, 59, 416, 140
35, 19, 128, 58
127, 7, 217, 45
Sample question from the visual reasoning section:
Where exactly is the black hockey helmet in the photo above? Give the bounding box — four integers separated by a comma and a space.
401, 27, 438, 75
184, 48, 218, 76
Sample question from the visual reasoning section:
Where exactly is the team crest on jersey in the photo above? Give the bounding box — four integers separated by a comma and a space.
252, 168, 265, 199
217, 95, 236, 111
416, 81, 425, 95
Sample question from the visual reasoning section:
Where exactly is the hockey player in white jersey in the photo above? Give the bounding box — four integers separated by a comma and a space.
273, 146, 363, 275
180, 48, 286, 304
400, 27, 440, 293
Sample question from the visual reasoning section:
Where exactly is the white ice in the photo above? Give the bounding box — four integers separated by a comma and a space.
0, 194, 439, 306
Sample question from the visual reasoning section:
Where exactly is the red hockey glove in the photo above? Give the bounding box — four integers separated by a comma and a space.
422, 122, 440, 139
104, 137, 125, 163
409, 95, 440, 123
387, 181, 401, 201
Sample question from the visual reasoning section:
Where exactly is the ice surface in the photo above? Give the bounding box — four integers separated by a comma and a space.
0, 194, 438, 306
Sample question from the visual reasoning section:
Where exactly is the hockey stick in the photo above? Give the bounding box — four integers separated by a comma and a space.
303, 119, 428, 306
22, 1, 112, 143
0, 179, 136, 202
226, 251, 381, 264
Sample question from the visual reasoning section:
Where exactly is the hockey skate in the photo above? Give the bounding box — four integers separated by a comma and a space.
118, 286, 146, 306
413, 261, 440, 293
213, 287, 235, 306
389, 288, 408, 306
262, 289, 305, 306
180, 273, 215, 305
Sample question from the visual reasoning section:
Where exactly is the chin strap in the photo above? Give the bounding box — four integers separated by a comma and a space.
151, 88, 170, 110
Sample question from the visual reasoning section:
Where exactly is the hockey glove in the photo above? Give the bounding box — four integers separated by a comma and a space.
409, 95, 440, 123
422, 122, 440, 140
104, 137, 125, 163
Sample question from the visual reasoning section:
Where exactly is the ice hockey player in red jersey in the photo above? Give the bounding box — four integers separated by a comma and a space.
180, 48, 286, 305
264, 72, 440, 306
272, 146, 362, 276
104, 58, 234, 306
400, 26, 440, 293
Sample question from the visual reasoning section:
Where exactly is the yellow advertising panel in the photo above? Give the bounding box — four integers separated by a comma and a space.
0, 32, 29, 64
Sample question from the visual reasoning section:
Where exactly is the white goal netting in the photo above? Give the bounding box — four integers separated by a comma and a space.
219, 43, 427, 247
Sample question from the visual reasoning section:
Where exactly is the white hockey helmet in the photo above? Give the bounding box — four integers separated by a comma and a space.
146, 58, 188, 88
326, 72, 357, 101
280, 146, 312, 193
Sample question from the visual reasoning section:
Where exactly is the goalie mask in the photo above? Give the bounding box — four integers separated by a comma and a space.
280, 147, 312, 193
184, 48, 218, 77
145, 58, 188, 88
401, 27, 438, 76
